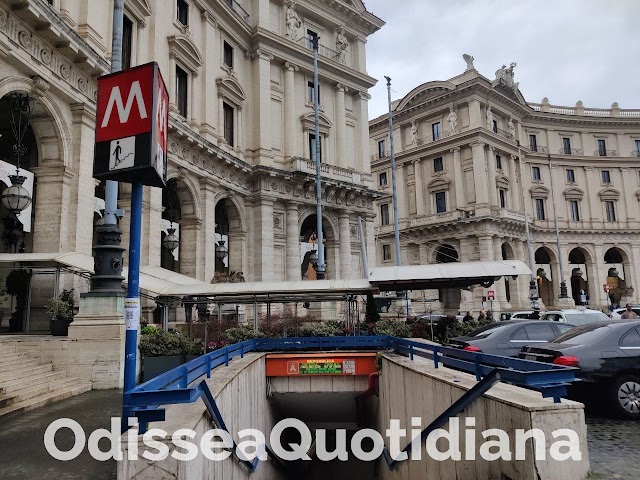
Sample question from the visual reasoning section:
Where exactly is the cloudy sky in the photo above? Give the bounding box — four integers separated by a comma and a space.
364, 0, 640, 119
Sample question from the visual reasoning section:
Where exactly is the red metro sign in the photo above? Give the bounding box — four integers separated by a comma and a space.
93, 62, 168, 188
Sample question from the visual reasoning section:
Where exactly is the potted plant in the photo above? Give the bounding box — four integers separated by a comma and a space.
5, 269, 31, 332
46, 289, 75, 336
139, 329, 203, 382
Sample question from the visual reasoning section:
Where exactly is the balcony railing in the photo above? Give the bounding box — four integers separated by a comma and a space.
295, 37, 346, 65
371, 151, 388, 161
224, 0, 250, 24
528, 145, 548, 153
594, 149, 618, 157
529, 102, 640, 118
633, 150, 640, 157
558, 148, 583, 155
290, 157, 362, 184
494, 127, 515, 141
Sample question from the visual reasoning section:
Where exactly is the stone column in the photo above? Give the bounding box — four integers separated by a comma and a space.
218, 98, 225, 145
395, 162, 407, 220
487, 145, 498, 207
190, 71, 199, 126
356, 92, 372, 175
68, 104, 98, 256
620, 167, 632, 223
458, 239, 475, 312
365, 216, 376, 268
283, 62, 299, 159
142, 187, 162, 268
236, 107, 243, 154
413, 159, 425, 215
515, 240, 531, 309
179, 218, 203, 280
168, 55, 177, 113
335, 84, 348, 169
509, 154, 521, 211
285, 203, 300, 281
584, 167, 598, 221
201, 182, 217, 283
253, 197, 274, 281
468, 99, 482, 128
200, 12, 218, 139
338, 213, 352, 279
493, 237, 509, 310
630, 245, 640, 303
451, 147, 464, 210
253, 50, 273, 164
591, 244, 606, 308
470, 142, 488, 206
31, 165, 72, 253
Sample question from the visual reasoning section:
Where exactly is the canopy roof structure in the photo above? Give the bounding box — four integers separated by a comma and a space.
0, 253, 531, 303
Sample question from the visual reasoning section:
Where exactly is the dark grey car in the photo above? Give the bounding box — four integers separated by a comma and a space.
448, 320, 574, 357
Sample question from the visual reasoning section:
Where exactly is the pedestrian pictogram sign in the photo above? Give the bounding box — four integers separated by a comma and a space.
93, 62, 168, 188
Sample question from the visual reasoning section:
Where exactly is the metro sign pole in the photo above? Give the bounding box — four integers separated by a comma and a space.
93, 62, 168, 431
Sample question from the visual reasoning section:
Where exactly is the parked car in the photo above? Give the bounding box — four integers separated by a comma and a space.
519, 320, 640, 418
448, 320, 574, 357
611, 305, 640, 320
499, 310, 541, 321
540, 308, 609, 326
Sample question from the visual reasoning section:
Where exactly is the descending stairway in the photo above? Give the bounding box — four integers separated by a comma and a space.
0, 344, 92, 416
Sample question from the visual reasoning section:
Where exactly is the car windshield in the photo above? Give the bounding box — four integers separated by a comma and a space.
552, 324, 611, 344
466, 323, 512, 339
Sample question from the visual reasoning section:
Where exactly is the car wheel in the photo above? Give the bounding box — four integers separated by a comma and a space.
611, 375, 640, 419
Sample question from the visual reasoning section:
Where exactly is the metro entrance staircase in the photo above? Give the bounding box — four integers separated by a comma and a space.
0, 342, 91, 416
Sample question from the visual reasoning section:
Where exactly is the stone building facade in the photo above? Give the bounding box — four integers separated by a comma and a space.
370, 58, 640, 314
0, 0, 383, 329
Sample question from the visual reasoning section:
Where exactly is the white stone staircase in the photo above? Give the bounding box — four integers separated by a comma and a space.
0, 343, 92, 416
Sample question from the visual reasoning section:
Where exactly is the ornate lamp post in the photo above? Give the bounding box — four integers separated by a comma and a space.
547, 154, 571, 301
215, 240, 228, 262
1, 93, 33, 217
162, 227, 180, 252
162, 180, 180, 252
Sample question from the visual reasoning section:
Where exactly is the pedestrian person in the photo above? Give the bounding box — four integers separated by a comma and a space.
621, 303, 639, 319
463, 311, 473, 323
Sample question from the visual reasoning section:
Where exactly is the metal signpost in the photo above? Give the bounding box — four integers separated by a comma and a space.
93, 62, 169, 431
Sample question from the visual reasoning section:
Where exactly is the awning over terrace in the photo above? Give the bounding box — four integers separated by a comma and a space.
368, 260, 530, 291
0, 253, 531, 302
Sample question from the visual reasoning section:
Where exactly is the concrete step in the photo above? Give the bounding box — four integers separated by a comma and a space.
0, 364, 53, 383
0, 382, 93, 417
0, 371, 67, 395
0, 377, 81, 408
0, 353, 30, 370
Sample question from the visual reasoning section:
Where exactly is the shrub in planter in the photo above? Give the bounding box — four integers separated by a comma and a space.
298, 321, 343, 337
373, 318, 412, 338
46, 289, 74, 336
139, 330, 204, 382
222, 326, 264, 344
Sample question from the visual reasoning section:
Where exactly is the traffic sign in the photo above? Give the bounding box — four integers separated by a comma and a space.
487, 290, 495, 300
93, 62, 168, 188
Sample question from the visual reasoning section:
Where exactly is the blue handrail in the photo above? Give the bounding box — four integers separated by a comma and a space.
124, 335, 577, 474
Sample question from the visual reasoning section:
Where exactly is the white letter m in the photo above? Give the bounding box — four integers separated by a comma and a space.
101, 81, 148, 128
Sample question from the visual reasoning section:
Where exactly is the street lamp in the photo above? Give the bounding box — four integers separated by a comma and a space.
215, 240, 228, 260
162, 226, 180, 252
516, 141, 540, 309
311, 35, 325, 280
1, 93, 33, 217
547, 154, 570, 300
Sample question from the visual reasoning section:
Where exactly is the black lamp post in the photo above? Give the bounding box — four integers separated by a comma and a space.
1, 94, 33, 217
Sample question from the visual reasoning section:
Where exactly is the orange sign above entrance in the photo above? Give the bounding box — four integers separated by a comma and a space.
266, 352, 377, 377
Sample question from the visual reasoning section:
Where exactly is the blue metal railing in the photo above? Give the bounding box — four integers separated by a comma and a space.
124, 335, 577, 473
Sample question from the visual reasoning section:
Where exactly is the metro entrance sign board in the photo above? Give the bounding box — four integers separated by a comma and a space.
93, 62, 168, 188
